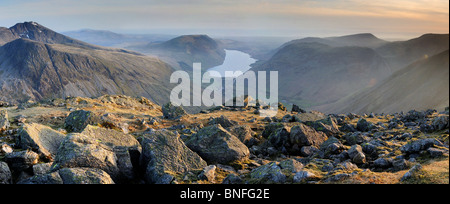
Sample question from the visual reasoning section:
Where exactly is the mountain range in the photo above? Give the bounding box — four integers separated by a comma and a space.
251, 33, 449, 113
1, 22, 448, 114
0, 22, 175, 105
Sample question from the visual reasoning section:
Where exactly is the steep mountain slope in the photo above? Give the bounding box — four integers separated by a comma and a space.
0, 22, 175, 105
130, 35, 225, 71
0, 27, 18, 46
376, 34, 449, 72
318, 50, 449, 114
252, 42, 392, 108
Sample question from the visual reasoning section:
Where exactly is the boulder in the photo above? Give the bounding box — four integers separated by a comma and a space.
373, 158, 393, 169
162, 102, 188, 119
58, 168, 115, 184
208, 115, 238, 128
0, 161, 12, 184
139, 129, 207, 184
227, 125, 259, 147
344, 132, 371, 145
222, 173, 243, 184
0, 109, 10, 133
4, 150, 39, 172
52, 126, 140, 183
262, 123, 285, 139
250, 162, 286, 184
64, 110, 102, 132
198, 165, 217, 182
290, 124, 328, 148
293, 170, 316, 183
356, 119, 376, 132
305, 116, 340, 136
432, 116, 449, 131
400, 138, 445, 154
17, 171, 63, 184
401, 164, 423, 181
267, 126, 291, 149
279, 159, 304, 173
291, 104, 306, 113
348, 145, 366, 164
1, 143, 13, 154
17, 123, 66, 160
185, 124, 250, 164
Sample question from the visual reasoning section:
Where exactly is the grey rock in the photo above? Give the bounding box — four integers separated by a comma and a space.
5, 150, 39, 172
139, 129, 207, 184
290, 123, 328, 148
64, 110, 102, 133
33, 162, 52, 175
17, 123, 66, 160
198, 165, 217, 182
222, 173, 243, 184
293, 170, 316, 183
300, 146, 319, 157
250, 162, 286, 184
17, 171, 63, 184
432, 116, 449, 131
0, 110, 10, 133
401, 164, 423, 181
348, 145, 366, 164
427, 147, 448, 158
162, 102, 188, 119
0, 161, 12, 184
373, 158, 393, 169
400, 138, 445, 154
185, 124, 249, 164
208, 115, 239, 128
356, 119, 376, 132
227, 125, 258, 147
279, 159, 304, 173
58, 168, 115, 184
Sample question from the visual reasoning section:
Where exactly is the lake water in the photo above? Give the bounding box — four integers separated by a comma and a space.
206, 49, 257, 78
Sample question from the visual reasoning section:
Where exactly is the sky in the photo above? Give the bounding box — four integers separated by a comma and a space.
0, 0, 448, 39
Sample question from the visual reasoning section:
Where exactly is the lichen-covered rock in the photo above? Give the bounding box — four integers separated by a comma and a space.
262, 123, 285, 139
64, 110, 102, 132
139, 129, 207, 184
17, 123, 66, 160
279, 159, 304, 173
58, 168, 115, 184
185, 124, 250, 164
162, 102, 188, 119
0, 109, 10, 133
400, 138, 445, 154
0, 161, 12, 184
17, 171, 63, 184
293, 170, 316, 183
432, 116, 449, 131
208, 115, 238, 128
250, 162, 286, 184
348, 145, 366, 164
356, 118, 376, 132
290, 124, 328, 148
227, 125, 259, 147
52, 126, 140, 183
305, 116, 340, 136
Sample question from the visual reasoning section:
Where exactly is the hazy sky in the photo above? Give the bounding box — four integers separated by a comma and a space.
0, 0, 448, 38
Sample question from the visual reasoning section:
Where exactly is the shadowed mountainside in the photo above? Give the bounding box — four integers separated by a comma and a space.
318, 50, 449, 114
0, 22, 175, 106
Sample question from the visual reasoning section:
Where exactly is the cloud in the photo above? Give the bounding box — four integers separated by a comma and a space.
0, 0, 448, 37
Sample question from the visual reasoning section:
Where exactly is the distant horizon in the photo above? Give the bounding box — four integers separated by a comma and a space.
1, 0, 448, 40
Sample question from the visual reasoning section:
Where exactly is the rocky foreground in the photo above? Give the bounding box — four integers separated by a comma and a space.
0, 95, 448, 184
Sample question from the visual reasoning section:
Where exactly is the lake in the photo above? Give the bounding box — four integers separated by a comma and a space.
206, 49, 257, 78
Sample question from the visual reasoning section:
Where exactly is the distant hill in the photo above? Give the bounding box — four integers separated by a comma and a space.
129, 34, 226, 71
265, 33, 388, 59
375, 33, 449, 72
252, 41, 392, 108
0, 22, 175, 105
317, 50, 449, 114
63, 29, 175, 48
